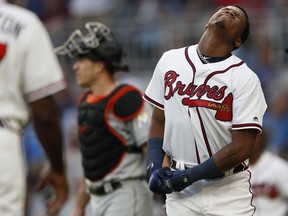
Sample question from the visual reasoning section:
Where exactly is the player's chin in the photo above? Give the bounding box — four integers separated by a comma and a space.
214, 19, 226, 29
77, 80, 88, 88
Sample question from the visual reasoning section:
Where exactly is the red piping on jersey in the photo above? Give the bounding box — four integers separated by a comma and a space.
185, 46, 196, 83
248, 169, 257, 215
143, 94, 164, 109
202, 61, 244, 87
233, 123, 262, 131
196, 107, 213, 157
185, 46, 213, 157
184, 46, 245, 158
25, 79, 66, 102
194, 140, 200, 164
185, 46, 202, 159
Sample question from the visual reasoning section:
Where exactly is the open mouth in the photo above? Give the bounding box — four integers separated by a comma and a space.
215, 20, 225, 29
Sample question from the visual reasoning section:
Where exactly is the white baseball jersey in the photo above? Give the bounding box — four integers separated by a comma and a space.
144, 45, 267, 165
0, 3, 66, 127
0, 3, 66, 216
250, 151, 288, 216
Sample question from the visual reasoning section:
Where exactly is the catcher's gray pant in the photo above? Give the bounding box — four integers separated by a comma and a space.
0, 128, 26, 216
89, 179, 153, 216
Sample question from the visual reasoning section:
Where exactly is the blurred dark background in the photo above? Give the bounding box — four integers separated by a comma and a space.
14, 0, 288, 215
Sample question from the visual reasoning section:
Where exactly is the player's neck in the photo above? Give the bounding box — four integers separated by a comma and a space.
196, 46, 231, 64
249, 154, 260, 166
90, 77, 117, 97
198, 31, 233, 57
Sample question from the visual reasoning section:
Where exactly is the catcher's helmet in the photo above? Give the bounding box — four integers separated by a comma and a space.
55, 22, 128, 71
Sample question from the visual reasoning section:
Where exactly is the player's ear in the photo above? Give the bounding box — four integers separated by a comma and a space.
91, 61, 105, 75
234, 39, 242, 48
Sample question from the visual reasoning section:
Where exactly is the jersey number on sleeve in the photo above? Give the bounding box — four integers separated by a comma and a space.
0, 44, 7, 62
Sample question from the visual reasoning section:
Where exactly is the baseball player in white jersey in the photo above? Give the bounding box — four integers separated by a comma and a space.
144, 5, 267, 216
250, 131, 288, 216
55, 22, 153, 216
0, 1, 68, 216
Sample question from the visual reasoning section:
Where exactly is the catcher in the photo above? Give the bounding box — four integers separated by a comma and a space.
55, 22, 153, 216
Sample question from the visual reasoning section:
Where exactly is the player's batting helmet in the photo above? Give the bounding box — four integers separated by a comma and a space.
55, 22, 128, 72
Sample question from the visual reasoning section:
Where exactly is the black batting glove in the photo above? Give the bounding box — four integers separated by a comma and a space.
146, 163, 173, 194
163, 169, 193, 192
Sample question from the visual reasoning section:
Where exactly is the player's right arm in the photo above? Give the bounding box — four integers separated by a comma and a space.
71, 178, 90, 216
30, 95, 69, 215
31, 95, 64, 173
149, 106, 165, 139
145, 106, 174, 194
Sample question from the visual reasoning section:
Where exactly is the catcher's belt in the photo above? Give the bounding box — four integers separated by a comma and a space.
88, 176, 144, 196
89, 181, 121, 196
170, 158, 247, 178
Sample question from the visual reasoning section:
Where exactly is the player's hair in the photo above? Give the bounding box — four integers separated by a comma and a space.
77, 50, 123, 76
233, 5, 250, 46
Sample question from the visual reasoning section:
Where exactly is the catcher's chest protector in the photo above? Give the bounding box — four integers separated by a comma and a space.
77, 84, 144, 181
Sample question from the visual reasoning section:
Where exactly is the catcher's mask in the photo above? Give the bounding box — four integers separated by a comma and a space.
55, 22, 129, 72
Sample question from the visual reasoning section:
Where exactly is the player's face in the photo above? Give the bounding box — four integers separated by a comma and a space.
73, 58, 99, 88
208, 6, 247, 47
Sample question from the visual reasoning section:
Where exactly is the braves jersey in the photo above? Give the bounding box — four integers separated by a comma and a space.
144, 45, 267, 165
0, 3, 66, 127
250, 151, 288, 216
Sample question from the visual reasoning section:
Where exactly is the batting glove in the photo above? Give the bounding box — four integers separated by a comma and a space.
163, 169, 193, 192
162, 157, 224, 192
147, 163, 173, 194
146, 161, 161, 182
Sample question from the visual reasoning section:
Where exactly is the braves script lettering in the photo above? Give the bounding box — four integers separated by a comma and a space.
164, 71, 233, 121
164, 71, 227, 101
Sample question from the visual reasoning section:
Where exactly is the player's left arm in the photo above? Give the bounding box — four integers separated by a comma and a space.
213, 129, 258, 171
162, 129, 258, 192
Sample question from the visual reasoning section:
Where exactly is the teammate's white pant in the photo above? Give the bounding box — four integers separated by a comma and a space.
0, 129, 26, 216
89, 179, 153, 216
166, 171, 255, 216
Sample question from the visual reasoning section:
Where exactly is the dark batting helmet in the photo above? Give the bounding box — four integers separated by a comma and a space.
55, 22, 128, 72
